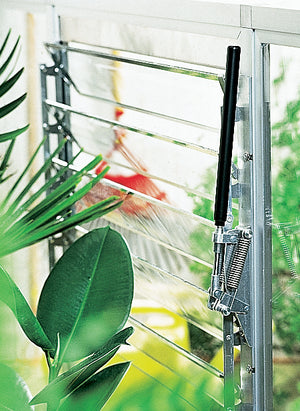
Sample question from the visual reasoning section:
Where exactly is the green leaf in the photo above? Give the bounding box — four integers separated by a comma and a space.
0, 264, 53, 352
0, 124, 29, 143
0, 139, 15, 182
0, 137, 66, 223
37, 227, 134, 362
57, 362, 131, 411
30, 327, 133, 406
0, 35, 20, 76
0, 363, 33, 411
0, 67, 24, 97
0, 92, 26, 119
1, 135, 48, 210
0, 197, 122, 256
0, 30, 11, 58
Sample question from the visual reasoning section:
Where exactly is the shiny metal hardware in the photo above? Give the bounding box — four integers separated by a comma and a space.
208, 226, 252, 316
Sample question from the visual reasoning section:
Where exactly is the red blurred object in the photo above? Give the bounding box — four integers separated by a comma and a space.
77, 106, 168, 217
94, 161, 167, 216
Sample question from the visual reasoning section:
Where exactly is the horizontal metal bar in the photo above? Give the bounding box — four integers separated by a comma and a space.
131, 254, 222, 338
45, 42, 222, 81
72, 41, 226, 73
99, 155, 239, 210
132, 254, 208, 295
128, 316, 223, 378
77, 91, 219, 134
101, 213, 214, 268
61, 65, 219, 133
45, 99, 219, 156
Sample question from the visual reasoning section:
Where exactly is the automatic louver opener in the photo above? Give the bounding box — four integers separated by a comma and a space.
208, 46, 252, 316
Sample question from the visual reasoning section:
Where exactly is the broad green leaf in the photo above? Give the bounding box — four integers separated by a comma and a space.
0, 363, 33, 411
57, 362, 130, 411
0, 67, 24, 97
37, 227, 134, 362
0, 124, 29, 143
30, 327, 133, 406
0, 264, 53, 352
0, 92, 26, 119
0, 35, 20, 76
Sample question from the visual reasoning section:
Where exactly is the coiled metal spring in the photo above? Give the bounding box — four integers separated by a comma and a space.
227, 236, 251, 289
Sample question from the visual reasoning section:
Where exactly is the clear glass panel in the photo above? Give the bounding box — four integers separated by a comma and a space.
270, 45, 300, 410
44, 25, 241, 409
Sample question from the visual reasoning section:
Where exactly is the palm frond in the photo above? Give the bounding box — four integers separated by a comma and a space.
0, 93, 27, 119
0, 134, 121, 256
0, 35, 20, 76
0, 139, 15, 183
0, 124, 29, 143
0, 30, 122, 257
0, 29, 11, 58
0, 31, 28, 144
0, 67, 24, 98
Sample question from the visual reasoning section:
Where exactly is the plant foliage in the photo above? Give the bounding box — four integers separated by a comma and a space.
0, 30, 134, 410
0, 228, 134, 410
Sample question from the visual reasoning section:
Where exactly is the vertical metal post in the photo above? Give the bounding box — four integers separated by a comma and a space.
40, 65, 56, 269
54, 46, 73, 165
223, 314, 235, 410
40, 42, 74, 267
250, 33, 272, 410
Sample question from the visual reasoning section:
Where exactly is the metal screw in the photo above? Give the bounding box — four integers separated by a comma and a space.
227, 215, 233, 223
226, 334, 231, 341
246, 364, 255, 374
243, 228, 253, 239
243, 152, 253, 162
